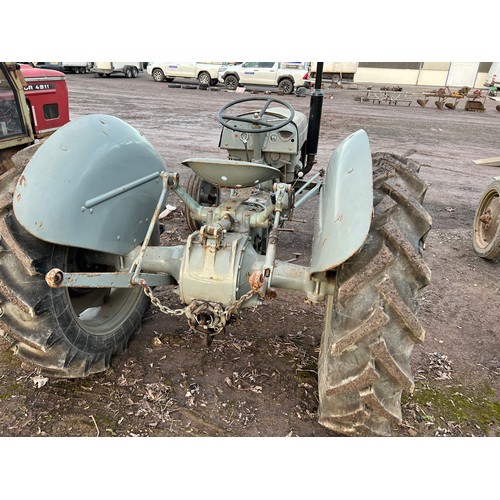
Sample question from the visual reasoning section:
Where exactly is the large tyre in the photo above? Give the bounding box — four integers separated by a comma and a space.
224, 75, 239, 91
318, 153, 432, 436
278, 78, 294, 94
198, 71, 211, 86
473, 179, 500, 260
185, 172, 220, 232
152, 68, 165, 82
0, 161, 158, 378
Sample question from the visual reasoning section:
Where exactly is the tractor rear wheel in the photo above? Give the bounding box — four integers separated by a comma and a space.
473, 179, 500, 260
0, 157, 157, 378
318, 153, 432, 436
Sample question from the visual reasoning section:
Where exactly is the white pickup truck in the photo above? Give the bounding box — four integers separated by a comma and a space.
146, 62, 223, 86
218, 62, 310, 94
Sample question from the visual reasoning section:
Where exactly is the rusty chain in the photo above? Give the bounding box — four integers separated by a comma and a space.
139, 280, 195, 317
223, 288, 258, 320
139, 279, 259, 322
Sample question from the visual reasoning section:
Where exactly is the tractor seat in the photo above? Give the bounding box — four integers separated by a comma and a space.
181, 158, 281, 188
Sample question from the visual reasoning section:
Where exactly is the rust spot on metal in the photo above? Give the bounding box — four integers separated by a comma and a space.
45, 268, 64, 288
16, 193, 21, 202
18, 174, 26, 187
249, 271, 265, 292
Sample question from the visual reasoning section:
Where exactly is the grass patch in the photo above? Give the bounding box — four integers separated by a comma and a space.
405, 382, 500, 434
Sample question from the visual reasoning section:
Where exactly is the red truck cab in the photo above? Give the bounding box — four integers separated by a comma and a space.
19, 63, 70, 137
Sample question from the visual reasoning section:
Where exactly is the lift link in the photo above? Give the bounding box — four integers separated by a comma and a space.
130, 171, 175, 285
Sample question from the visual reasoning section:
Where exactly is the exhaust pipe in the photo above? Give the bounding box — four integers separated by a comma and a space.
304, 62, 324, 175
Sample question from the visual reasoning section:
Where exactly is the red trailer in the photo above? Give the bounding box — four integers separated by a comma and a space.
19, 63, 70, 137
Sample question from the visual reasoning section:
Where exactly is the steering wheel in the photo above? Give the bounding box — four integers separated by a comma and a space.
217, 96, 295, 133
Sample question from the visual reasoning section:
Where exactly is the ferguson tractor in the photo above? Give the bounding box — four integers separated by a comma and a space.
0, 64, 432, 436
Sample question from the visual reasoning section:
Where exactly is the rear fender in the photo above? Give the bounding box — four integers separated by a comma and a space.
310, 129, 373, 273
13, 114, 167, 255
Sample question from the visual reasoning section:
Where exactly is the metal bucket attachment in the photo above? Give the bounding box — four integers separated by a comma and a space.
445, 103, 456, 110
435, 101, 444, 110
465, 100, 485, 112
416, 99, 428, 107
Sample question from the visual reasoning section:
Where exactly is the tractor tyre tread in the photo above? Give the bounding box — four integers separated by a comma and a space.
0, 151, 149, 378
318, 152, 432, 436
0, 212, 136, 378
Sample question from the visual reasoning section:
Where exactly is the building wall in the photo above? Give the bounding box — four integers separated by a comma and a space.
352, 62, 492, 87
354, 68, 420, 85
416, 70, 449, 86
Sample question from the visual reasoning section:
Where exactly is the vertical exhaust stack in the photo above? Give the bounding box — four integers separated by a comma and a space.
304, 62, 324, 175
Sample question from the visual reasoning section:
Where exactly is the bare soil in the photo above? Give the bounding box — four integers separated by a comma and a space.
0, 72, 499, 438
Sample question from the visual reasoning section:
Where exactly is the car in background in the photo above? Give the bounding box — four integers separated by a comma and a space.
146, 62, 224, 86
218, 62, 310, 94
